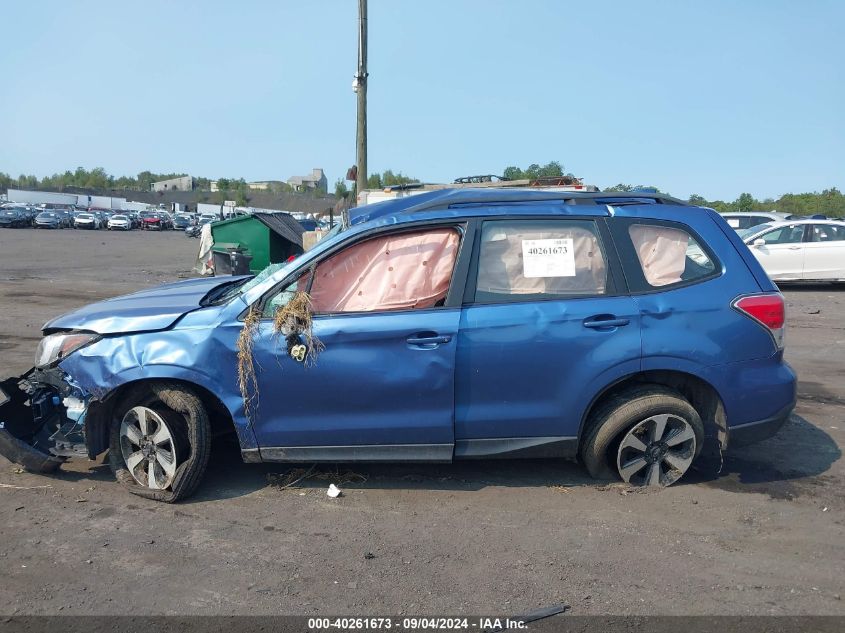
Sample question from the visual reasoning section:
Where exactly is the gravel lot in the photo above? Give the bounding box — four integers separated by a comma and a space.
0, 229, 842, 616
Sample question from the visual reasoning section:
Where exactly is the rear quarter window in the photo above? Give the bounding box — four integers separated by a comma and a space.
611, 219, 720, 292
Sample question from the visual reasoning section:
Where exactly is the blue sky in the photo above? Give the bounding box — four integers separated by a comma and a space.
1, 0, 842, 201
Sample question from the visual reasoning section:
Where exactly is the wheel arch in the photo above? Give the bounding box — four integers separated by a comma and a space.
84, 377, 246, 459
577, 369, 727, 454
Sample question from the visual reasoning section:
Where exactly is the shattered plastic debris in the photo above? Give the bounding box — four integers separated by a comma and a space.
326, 483, 341, 498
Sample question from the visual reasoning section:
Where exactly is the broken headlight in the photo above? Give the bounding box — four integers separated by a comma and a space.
35, 332, 101, 369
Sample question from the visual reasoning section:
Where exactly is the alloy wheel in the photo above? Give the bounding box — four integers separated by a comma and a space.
119, 406, 179, 489
616, 413, 696, 487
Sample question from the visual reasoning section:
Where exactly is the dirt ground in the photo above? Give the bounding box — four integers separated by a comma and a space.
0, 229, 842, 616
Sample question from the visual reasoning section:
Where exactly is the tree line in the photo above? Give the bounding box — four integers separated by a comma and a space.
0, 168, 329, 208
606, 184, 845, 218
3, 166, 843, 217
359, 162, 845, 218
0, 168, 202, 192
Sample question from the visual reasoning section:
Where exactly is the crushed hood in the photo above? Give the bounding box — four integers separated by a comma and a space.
44, 276, 246, 335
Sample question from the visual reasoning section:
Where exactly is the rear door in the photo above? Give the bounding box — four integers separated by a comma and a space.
747, 223, 807, 280
803, 223, 845, 280
454, 217, 641, 455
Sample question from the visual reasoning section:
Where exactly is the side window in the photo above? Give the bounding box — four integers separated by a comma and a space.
262, 271, 312, 318
307, 227, 461, 313
758, 225, 805, 245
811, 224, 845, 242
474, 219, 607, 302
627, 223, 716, 288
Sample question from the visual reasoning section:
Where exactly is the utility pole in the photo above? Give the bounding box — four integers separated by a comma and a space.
354, 0, 368, 199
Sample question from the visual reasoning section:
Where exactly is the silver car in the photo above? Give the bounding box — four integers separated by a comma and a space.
74, 213, 100, 230
107, 214, 132, 231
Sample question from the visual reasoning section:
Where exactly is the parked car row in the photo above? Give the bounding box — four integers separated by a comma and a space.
0, 203, 198, 232
185, 214, 217, 237
0, 206, 37, 227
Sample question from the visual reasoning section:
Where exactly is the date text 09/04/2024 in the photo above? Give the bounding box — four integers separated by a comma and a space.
307, 617, 528, 630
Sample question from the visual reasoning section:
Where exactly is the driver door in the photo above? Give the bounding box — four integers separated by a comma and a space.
249, 224, 467, 461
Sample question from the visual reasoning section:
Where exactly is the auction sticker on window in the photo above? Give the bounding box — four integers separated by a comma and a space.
522, 238, 576, 277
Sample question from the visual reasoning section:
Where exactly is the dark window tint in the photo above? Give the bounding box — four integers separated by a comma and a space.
474, 219, 607, 302
810, 224, 845, 242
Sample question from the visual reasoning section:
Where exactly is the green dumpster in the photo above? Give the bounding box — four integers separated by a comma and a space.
210, 212, 305, 274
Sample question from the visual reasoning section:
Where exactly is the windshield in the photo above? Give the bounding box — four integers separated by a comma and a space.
737, 223, 774, 240
208, 262, 288, 305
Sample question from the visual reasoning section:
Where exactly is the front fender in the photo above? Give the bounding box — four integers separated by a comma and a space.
58, 328, 257, 450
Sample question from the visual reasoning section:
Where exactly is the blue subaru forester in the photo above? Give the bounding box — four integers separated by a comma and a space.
0, 189, 796, 502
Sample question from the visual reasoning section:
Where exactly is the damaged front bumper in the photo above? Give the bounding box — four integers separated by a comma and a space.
0, 368, 94, 473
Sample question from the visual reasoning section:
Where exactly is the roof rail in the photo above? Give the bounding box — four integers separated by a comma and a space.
348, 188, 688, 225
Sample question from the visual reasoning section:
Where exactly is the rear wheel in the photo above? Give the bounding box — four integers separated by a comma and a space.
581, 385, 703, 488
108, 382, 211, 502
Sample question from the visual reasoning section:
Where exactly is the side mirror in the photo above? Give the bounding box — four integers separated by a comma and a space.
752, 238, 766, 247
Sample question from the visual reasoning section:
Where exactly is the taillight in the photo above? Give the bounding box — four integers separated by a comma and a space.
732, 293, 785, 349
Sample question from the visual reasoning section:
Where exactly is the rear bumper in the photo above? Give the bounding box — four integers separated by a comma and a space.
727, 401, 794, 448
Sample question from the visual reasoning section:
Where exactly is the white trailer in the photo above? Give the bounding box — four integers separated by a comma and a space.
6, 189, 78, 206
121, 201, 151, 212
89, 195, 112, 210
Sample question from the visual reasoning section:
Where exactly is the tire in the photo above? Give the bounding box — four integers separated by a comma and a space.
581, 385, 703, 487
108, 382, 211, 502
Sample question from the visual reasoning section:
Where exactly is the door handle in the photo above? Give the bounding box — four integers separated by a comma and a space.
788, 246, 802, 250
406, 334, 452, 347
583, 316, 630, 329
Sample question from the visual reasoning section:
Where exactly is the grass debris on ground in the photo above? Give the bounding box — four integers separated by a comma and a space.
267, 465, 368, 490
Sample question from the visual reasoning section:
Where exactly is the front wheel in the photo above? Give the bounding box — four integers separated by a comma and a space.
581, 385, 703, 488
108, 382, 211, 502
